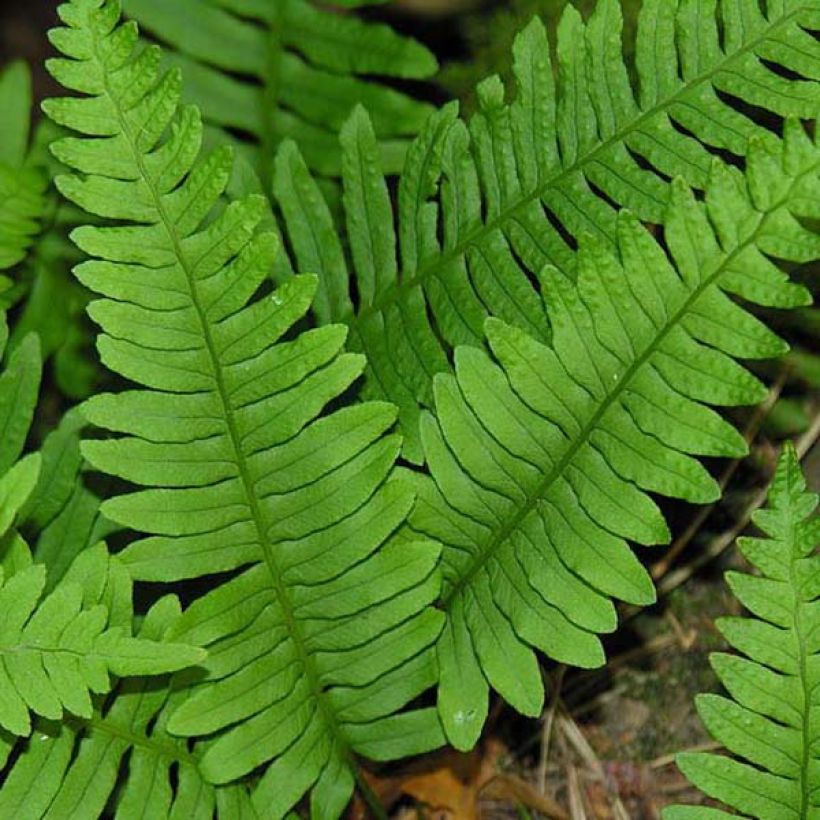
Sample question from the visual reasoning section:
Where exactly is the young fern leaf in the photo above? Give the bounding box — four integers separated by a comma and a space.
665, 444, 820, 820
0, 549, 247, 820
45, 1, 444, 815
0, 61, 47, 276
406, 124, 816, 750
275, 0, 820, 458
0, 551, 205, 739
122, 0, 437, 177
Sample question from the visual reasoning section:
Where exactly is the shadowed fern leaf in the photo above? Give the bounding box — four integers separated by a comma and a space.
0, 62, 47, 278
275, 0, 820, 459
45, 1, 444, 815
665, 443, 820, 820
122, 0, 437, 178
403, 124, 816, 749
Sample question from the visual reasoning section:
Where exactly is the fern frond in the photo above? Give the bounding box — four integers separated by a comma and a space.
0, 550, 242, 820
0, 62, 47, 275
0, 327, 204, 746
665, 443, 820, 820
275, 0, 820, 458
0, 551, 204, 738
122, 0, 437, 177
45, 1, 444, 814
404, 123, 816, 749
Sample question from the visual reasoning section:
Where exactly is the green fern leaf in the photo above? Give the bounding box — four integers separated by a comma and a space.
405, 123, 816, 750
0, 553, 246, 820
0, 322, 41, 483
0, 326, 204, 743
275, 0, 820, 458
20, 408, 114, 592
0, 61, 47, 275
665, 443, 820, 820
0, 554, 205, 738
122, 0, 437, 177
45, 1, 444, 814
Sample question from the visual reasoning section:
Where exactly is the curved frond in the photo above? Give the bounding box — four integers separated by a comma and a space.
45, 1, 444, 815
405, 125, 816, 749
665, 443, 820, 820
275, 0, 820, 458
122, 0, 437, 177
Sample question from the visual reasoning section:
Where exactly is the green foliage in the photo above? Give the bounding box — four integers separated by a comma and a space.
0, 59, 99, 398
438, 0, 641, 112
408, 126, 816, 749
44, 0, 444, 814
0, 308, 204, 801
0, 553, 240, 820
0, 62, 47, 279
122, 0, 437, 177
1, 0, 819, 816
0, 552, 205, 738
275, 0, 820, 460
666, 443, 820, 820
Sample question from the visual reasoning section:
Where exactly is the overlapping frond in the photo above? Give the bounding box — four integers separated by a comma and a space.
0, 61, 46, 277
0, 548, 243, 820
665, 444, 820, 820
122, 0, 437, 177
0, 317, 204, 790
20, 408, 114, 591
45, 1, 444, 814
0, 548, 204, 739
402, 123, 817, 749
275, 0, 820, 459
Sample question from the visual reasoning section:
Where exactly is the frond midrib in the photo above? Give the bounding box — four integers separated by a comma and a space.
71, 711, 199, 769
88, 28, 357, 789
787, 499, 812, 816
441, 156, 819, 609
348, 6, 804, 334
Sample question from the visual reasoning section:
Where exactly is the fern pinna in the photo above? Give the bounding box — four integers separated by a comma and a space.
666, 444, 820, 820
274, 0, 820, 460
45, 0, 444, 815
121, 0, 437, 178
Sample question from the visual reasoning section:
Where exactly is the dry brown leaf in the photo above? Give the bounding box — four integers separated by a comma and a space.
349, 739, 568, 820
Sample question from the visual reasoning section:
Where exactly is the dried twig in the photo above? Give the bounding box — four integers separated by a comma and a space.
648, 741, 722, 770
657, 408, 820, 598
538, 666, 566, 795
